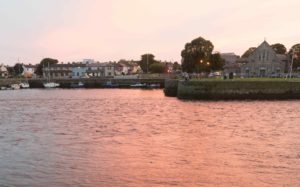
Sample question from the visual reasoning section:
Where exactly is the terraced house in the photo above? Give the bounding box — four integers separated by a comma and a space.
43, 63, 73, 79
241, 41, 289, 77
86, 62, 115, 78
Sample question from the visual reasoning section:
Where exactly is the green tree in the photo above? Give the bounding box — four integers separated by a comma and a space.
209, 53, 225, 71
181, 36, 214, 73
172, 62, 181, 72
35, 58, 59, 76
13, 63, 24, 76
149, 63, 166, 73
241, 47, 256, 58
289, 44, 300, 69
139, 54, 155, 73
6, 66, 14, 77
271, 43, 287, 54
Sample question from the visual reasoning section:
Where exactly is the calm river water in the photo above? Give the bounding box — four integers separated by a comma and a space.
0, 89, 299, 187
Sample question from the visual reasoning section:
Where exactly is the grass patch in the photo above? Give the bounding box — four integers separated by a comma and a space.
190, 78, 300, 82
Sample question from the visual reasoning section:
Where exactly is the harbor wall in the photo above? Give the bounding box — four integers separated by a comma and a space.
0, 78, 165, 88
165, 79, 300, 100
164, 79, 178, 97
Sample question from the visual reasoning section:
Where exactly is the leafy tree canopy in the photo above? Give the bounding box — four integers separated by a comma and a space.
35, 58, 59, 76
139, 54, 156, 73
6, 66, 14, 76
209, 53, 225, 71
289, 44, 300, 69
149, 63, 166, 73
271, 43, 287, 54
181, 36, 214, 73
172, 62, 181, 72
13, 63, 24, 76
241, 47, 256, 58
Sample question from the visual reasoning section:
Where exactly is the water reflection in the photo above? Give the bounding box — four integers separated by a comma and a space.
0, 89, 299, 186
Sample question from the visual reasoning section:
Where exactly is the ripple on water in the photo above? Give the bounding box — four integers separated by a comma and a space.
0, 89, 299, 187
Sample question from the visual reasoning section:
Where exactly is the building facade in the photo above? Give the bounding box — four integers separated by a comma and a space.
0, 64, 8, 78
221, 53, 241, 76
22, 64, 37, 78
241, 41, 288, 77
86, 63, 115, 77
43, 63, 73, 79
72, 64, 88, 78
115, 61, 141, 75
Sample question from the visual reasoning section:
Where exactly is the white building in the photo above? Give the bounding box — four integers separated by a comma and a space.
86, 62, 115, 77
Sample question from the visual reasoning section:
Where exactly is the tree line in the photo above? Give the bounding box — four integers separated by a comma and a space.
181, 37, 224, 73
6, 38, 300, 77
181, 36, 300, 73
138, 54, 181, 74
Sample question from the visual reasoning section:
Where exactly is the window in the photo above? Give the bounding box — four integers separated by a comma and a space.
276, 69, 280, 74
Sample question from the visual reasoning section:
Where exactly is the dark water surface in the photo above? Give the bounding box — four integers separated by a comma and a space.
0, 89, 299, 187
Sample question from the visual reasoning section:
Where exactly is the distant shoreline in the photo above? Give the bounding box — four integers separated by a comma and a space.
0, 78, 165, 89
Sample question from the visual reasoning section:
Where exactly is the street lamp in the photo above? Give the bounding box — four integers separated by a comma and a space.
147, 53, 149, 74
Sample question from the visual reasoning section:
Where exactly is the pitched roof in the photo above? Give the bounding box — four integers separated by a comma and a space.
248, 40, 275, 58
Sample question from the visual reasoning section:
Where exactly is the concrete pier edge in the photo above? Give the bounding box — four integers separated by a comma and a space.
164, 79, 300, 100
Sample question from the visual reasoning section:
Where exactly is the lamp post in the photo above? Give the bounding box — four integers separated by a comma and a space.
146, 53, 149, 74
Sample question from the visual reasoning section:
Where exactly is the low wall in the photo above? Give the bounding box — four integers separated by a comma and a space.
1, 78, 165, 88
0, 79, 21, 87
176, 80, 300, 100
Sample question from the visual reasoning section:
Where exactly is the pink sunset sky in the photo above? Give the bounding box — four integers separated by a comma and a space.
0, 0, 299, 65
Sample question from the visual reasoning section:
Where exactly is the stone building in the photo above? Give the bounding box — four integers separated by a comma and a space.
241, 41, 288, 77
221, 53, 241, 76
